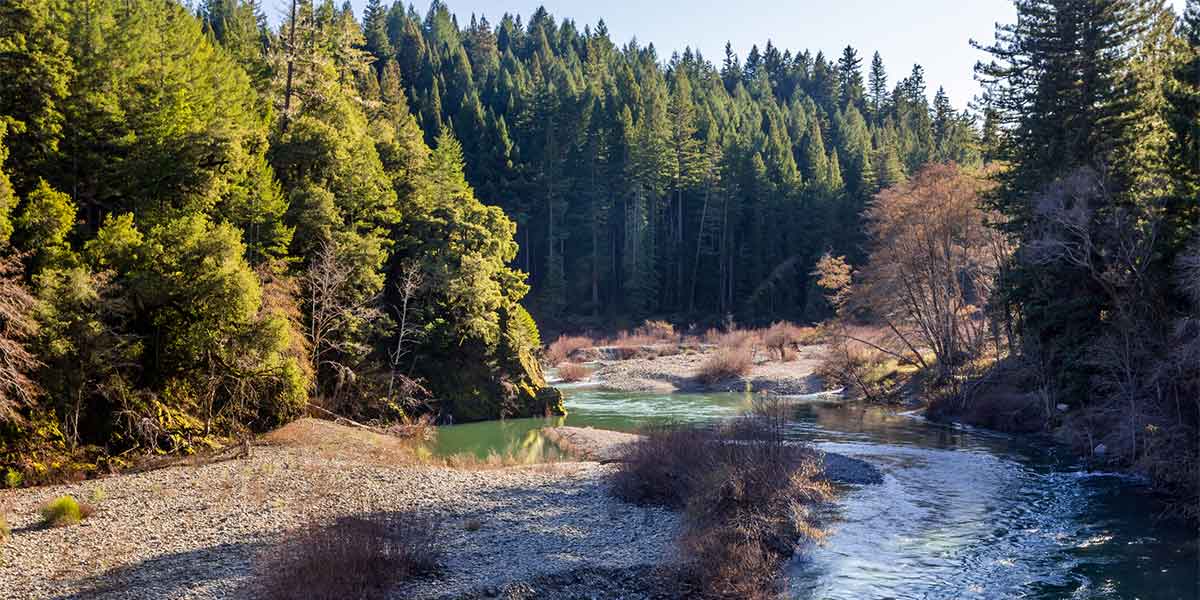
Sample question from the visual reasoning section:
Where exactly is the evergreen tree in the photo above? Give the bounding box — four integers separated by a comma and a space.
837, 46, 865, 109
0, 0, 72, 193
868, 51, 889, 123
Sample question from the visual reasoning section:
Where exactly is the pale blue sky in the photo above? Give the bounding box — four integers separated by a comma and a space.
265, 0, 1187, 110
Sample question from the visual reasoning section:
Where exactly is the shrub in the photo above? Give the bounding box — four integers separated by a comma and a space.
545, 335, 594, 365
254, 512, 442, 600
635, 320, 677, 342
556, 362, 592, 382
612, 406, 832, 598
697, 347, 754, 384
704, 327, 752, 349
39, 495, 93, 527
763, 321, 820, 361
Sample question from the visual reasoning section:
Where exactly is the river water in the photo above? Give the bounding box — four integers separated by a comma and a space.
430, 386, 1199, 599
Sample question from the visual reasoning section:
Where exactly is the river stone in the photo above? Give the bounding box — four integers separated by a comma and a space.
820, 452, 884, 485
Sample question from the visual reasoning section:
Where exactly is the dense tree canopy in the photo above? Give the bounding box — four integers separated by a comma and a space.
361, 3, 982, 328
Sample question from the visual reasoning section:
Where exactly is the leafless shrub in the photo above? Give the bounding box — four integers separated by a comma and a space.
762, 322, 815, 361
253, 512, 442, 600
697, 347, 753, 384
612, 406, 832, 598
545, 335, 595, 365
634, 320, 677, 342
555, 362, 592, 382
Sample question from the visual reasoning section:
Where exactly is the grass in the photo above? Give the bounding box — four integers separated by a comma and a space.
556, 362, 592, 382
0, 504, 9, 544
611, 403, 833, 599
39, 495, 94, 527
697, 347, 754, 384
253, 512, 442, 600
545, 334, 596, 365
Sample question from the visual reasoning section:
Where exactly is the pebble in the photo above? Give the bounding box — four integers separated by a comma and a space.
0, 447, 680, 599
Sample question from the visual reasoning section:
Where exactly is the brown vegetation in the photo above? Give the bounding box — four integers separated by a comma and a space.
697, 347, 754, 384
611, 405, 832, 598
0, 503, 10, 543
0, 252, 40, 423
252, 512, 442, 600
762, 322, 820, 361
815, 164, 1008, 400
545, 334, 595, 365
555, 362, 592, 382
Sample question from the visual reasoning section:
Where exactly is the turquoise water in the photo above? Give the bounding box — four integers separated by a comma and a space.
431, 386, 1199, 599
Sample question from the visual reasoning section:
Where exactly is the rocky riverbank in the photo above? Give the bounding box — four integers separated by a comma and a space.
0, 420, 679, 600
543, 425, 882, 486
585, 344, 828, 395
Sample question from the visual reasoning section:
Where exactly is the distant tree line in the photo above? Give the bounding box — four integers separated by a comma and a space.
352, 0, 983, 329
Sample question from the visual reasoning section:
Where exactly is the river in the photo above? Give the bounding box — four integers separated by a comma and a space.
429, 386, 1199, 599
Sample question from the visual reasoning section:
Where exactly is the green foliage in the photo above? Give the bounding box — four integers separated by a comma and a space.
367, 5, 978, 326
39, 495, 85, 527
15, 179, 75, 272
0, 124, 13, 245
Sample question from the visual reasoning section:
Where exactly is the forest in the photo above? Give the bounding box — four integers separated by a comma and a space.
0, 0, 1196, 514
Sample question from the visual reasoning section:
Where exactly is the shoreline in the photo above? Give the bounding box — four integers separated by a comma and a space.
579, 343, 829, 395
0, 421, 680, 600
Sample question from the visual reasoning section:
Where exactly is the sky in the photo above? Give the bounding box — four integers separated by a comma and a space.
265, 0, 1188, 111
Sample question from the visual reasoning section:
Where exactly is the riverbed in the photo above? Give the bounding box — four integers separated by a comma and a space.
429, 386, 1200, 599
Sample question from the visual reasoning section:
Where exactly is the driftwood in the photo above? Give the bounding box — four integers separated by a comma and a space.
306, 402, 387, 434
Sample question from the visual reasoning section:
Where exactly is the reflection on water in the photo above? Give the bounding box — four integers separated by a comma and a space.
430, 388, 1199, 599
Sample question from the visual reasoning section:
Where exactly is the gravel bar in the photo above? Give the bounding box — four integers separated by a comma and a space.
0, 444, 680, 599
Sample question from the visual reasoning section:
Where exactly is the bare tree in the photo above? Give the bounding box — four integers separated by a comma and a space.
387, 261, 425, 406
0, 252, 40, 423
853, 163, 1009, 379
301, 242, 383, 403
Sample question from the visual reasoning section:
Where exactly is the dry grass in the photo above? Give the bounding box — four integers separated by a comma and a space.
697, 347, 754, 384
382, 413, 438, 442
263, 418, 420, 465
703, 327, 759, 350
252, 512, 442, 600
438, 450, 571, 470
611, 402, 833, 598
545, 335, 596, 365
0, 504, 10, 544
556, 362, 592, 382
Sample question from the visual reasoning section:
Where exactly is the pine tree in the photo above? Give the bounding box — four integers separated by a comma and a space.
0, 0, 72, 193
868, 51, 889, 123
837, 46, 865, 109
362, 0, 393, 63
1169, 0, 1200, 199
